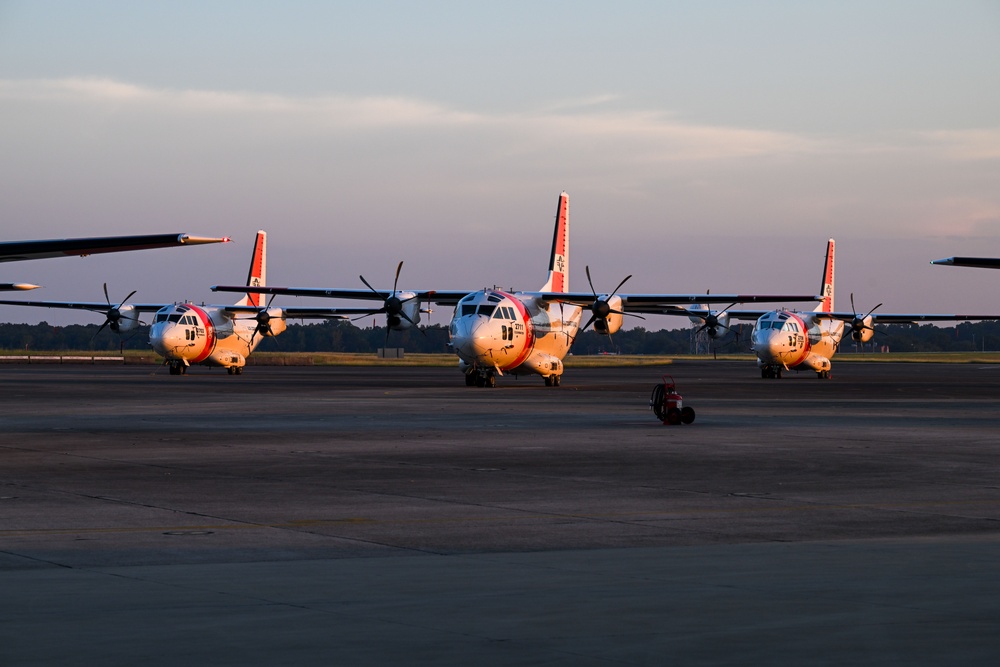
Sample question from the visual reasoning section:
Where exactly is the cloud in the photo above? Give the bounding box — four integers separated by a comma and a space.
0, 77, 822, 161
917, 128, 1000, 160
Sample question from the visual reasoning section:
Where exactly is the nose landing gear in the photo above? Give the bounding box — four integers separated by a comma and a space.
465, 370, 497, 388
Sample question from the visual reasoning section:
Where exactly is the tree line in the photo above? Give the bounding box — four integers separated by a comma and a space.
3, 319, 1000, 354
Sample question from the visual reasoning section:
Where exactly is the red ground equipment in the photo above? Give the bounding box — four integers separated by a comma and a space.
650, 375, 695, 425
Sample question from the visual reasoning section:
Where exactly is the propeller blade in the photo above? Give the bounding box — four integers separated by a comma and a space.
392, 260, 403, 294
585, 265, 598, 298
609, 274, 632, 299
359, 274, 383, 299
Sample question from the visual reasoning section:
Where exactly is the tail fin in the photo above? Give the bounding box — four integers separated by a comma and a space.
813, 238, 835, 313
540, 191, 569, 293
236, 230, 267, 307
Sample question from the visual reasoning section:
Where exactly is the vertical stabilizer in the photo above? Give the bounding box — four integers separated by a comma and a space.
813, 238, 835, 313
540, 192, 569, 293
236, 230, 267, 307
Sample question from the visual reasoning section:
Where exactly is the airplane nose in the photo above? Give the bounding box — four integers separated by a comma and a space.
151, 324, 183, 358
451, 317, 493, 362
752, 330, 784, 362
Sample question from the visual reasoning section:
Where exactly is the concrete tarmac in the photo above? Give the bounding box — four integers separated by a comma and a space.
2, 360, 1000, 665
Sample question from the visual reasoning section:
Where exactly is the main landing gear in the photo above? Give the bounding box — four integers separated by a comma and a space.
761, 367, 782, 379
227, 366, 244, 375
816, 370, 831, 379
465, 371, 497, 388
544, 375, 561, 387
168, 362, 187, 376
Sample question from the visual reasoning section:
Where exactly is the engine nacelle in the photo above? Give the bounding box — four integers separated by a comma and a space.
852, 316, 875, 343
261, 308, 287, 337
593, 295, 624, 335
387, 292, 421, 330
111, 305, 141, 333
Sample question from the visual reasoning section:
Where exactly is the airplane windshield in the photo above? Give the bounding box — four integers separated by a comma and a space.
168, 314, 182, 323
461, 305, 476, 317
477, 305, 496, 317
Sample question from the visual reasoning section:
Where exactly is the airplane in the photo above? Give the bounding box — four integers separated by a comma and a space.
931, 256, 1000, 269
212, 192, 819, 387
0, 231, 362, 375
0, 232, 229, 291
667, 239, 1000, 378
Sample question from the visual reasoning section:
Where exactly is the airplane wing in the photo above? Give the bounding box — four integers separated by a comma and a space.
930, 257, 1000, 269
539, 293, 820, 311
0, 298, 166, 314
818, 312, 1000, 324
212, 285, 473, 306
212, 285, 819, 310
659, 306, 776, 321
0, 233, 230, 262
222, 305, 376, 319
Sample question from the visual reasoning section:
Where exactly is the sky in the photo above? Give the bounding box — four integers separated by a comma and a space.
1, 1, 999, 328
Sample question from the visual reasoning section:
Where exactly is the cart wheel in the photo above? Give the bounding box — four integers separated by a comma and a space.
680, 406, 695, 424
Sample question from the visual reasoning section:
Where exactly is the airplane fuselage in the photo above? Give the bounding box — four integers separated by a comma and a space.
449, 289, 581, 385
149, 303, 275, 374
751, 310, 843, 378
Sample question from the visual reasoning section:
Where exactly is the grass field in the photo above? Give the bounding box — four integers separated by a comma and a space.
4, 350, 1000, 366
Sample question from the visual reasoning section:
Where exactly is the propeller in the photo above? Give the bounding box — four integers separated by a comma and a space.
355, 261, 423, 347
695, 303, 737, 339
578, 265, 645, 334
94, 283, 137, 338
249, 293, 279, 345
847, 292, 883, 342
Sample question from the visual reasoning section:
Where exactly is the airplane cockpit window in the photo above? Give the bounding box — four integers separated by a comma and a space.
487, 294, 502, 303
168, 313, 182, 323
461, 305, 476, 316
477, 305, 496, 317
493, 308, 504, 319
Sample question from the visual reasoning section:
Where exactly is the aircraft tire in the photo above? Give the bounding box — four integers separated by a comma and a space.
465, 373, 476, 387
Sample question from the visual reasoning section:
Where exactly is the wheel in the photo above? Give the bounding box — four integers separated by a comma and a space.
235, 367, 243, 375
465, 373, 476, 387
169, 364, 180, 375
775, 369, 782, 379
475, 374, 486, 387
665, 408, 681, 425
680, 406, 696, 424
544, 376, 553, 387
761, 369, 769, 379
227, 366, 235, 375
485, 373, 496, 388
553, 375, 561, 387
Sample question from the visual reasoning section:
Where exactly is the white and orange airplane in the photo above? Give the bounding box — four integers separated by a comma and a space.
0, 232, 229, 291
0, 231, 358, 375
671, 239, 1000, 378
213, 193, 817, 387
